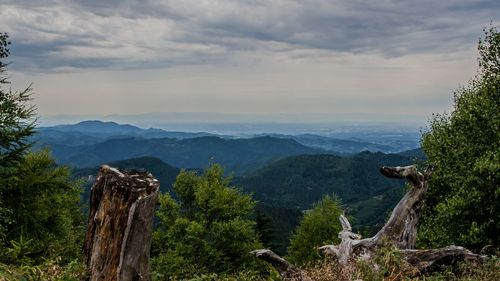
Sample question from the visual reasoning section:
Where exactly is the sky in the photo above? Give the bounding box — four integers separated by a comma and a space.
1, 0, 499, 124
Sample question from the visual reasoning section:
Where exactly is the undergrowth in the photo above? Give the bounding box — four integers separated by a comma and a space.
0, 253, 498, 280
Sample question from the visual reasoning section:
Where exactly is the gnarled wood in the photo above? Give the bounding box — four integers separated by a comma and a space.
319, 165, 484, 276
402, 246, 485, 275
83, 165, 160, 281
251, 249, 312, 281
320, 165, 434, 265
255, 165, 483, 280
374, 165, 433, 249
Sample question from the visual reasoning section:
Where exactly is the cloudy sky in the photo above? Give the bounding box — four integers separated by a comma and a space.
1, 0, 499, 123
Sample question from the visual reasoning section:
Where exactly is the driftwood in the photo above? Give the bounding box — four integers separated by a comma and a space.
253, 165, 484, 280
83, 165, 160, 281
401, 246, 484, 275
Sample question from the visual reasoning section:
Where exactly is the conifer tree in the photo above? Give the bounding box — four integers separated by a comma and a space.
0, 33, 83, 264
152, 164, 262, 278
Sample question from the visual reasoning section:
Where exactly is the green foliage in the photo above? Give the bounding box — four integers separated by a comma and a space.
0, 33, 10, 59
151, 269, 278, 281
0, 258, 86, 281
353, 245, 416, 281
0, 33, 36, 172
479, 26, 500, 77
287, 195, 342, 266
0, 32, 37, 247
419, 26, 500, 251
0, 150, 84, 264
152, 164, 263, 279
0, 35, 83, 269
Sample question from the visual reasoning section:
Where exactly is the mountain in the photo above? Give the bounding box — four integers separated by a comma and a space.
252, 133, 405, 154
235, 152, 412, 207
48, 120, 146, 134
53, 136, 325, 174
37, 120, 420, 155
37, 120, 218, 144
291, 134, 394, 154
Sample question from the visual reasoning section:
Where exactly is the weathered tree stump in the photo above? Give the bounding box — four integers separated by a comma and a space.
83, 165, 160, 281
253, 165, 484, 280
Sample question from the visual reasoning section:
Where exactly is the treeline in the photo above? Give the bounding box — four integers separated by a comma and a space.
1, 26, 499, 280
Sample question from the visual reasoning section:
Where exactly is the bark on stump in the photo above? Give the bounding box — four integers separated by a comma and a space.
83, 165, 160, 281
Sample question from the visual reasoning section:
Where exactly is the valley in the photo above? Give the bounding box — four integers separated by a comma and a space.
37, 120, 423, 255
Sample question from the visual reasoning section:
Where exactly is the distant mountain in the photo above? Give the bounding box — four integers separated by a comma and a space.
53, 135, 325, 174
33, 129, 106, 147
37, 120, 420, 156
252, 133, 401, 154
49, 120, 146, 134
292, 134, 394, 154
37, 120, 218, 145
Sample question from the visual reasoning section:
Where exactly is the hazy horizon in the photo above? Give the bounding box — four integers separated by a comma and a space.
37, 112, 425, 141
2, 1, 499, 123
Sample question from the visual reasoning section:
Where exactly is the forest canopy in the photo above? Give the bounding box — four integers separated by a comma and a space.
419, 26, 500, 252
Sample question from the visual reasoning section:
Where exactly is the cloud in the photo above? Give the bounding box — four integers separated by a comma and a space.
1, 0, 499, 72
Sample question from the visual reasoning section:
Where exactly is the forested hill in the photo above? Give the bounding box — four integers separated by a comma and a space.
233, 151, 414, 253
50, 136, 325, 174
235, 152, 411, 208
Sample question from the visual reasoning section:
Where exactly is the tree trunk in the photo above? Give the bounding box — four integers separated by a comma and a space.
83, 165, 160, 281
253, 165, 484, 280
321, 165, 483, 272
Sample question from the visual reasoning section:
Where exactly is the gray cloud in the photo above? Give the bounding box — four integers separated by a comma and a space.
1, 0, 499, 72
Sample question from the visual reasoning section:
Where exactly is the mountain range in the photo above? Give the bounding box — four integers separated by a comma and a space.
36, 121, 421, 173
39, 120, 423, 254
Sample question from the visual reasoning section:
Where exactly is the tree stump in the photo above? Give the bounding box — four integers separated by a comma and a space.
83, 165, 160, 281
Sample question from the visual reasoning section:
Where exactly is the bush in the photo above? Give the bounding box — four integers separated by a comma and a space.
152, 164, 263, 279
287, 195, 342, 266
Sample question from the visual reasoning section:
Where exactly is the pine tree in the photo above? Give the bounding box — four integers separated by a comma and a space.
152, 164, 262, 278
0, 33, 83, 265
